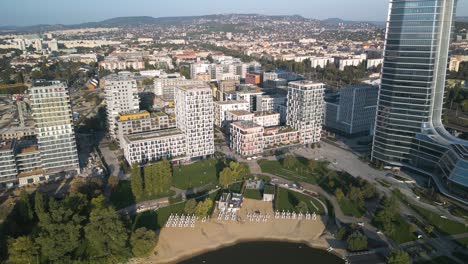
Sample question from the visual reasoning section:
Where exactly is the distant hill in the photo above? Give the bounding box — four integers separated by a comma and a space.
322, 18, 385, 27
456, 16, 468, 22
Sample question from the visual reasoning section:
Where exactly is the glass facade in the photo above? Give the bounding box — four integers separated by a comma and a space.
372, 0, 468, 201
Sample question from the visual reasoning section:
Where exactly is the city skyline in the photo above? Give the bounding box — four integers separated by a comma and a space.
2, 0, 468, 27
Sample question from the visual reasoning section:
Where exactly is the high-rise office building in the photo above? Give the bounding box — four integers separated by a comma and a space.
287, 81, 325, 145
372, 0, 468, 201
174, 84, 215, 159
103, 72, 140, 138
29, 81, 80, 176
325, 84, 378, 136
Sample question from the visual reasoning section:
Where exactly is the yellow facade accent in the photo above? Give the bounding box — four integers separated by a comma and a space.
119, 111, 150, 121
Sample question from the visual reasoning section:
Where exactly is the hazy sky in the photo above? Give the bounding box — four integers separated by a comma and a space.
1, 0, 467, 27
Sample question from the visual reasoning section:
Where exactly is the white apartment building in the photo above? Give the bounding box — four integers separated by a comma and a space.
122, 129, 187, 164
253, 112, 281, 127
174, 84, 215, 159
256, 94, 287, 113
214, 100, 250, 127
287, 81, 325, 145
367, 58, 383, 70
225, 110, 255, 125
29, 81, 80, 175
310, 57, 335, 68
230, 121, 264, 157
0, 141, 17, 188
154, 77, 206, 101
103, 72, 140, 138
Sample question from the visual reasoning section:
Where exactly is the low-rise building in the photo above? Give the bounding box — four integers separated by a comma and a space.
122, 129, 187, 164
253, 112, 281, 127
230, 121, 264, 157
213, 100, 250, 127
263, 126, 299, 149
256, 94, 287, 113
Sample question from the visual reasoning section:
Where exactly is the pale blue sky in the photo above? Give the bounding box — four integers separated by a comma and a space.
1, 0, 467, 27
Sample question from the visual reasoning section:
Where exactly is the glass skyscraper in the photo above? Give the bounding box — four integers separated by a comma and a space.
372, 0, 468, 202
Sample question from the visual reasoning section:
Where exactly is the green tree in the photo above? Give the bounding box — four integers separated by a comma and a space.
18, 191, 34, 224
131, 164, 144, 201
184, 199, 198, 215
335, 188, 345, 202
195, 198, 213, 217
84, 196, 129, 262
219, 167, 235, 188
386, 250, 411, 264
36, 198, 84, 262
348, 187, 364, 206
282, 156, 296, 168
7, 236, 39, 264
130, 228, 157, 257
346, 232, 368, 252
335, 227, 348, 240
425, 225, 434, 235
157, 159, 172, 194
34, 191, 48, 223
295, 201, 308, 213
144, 164, 155, 197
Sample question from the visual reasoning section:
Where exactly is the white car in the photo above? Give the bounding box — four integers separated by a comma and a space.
247, 157, 252, 161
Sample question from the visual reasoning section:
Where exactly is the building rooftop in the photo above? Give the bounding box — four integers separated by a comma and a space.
254, 111, 279, 117
214, 100, 249, 105
18, 145, 39, 155
289, 80, 325, 88
231, 121, 262, 130
18, 169, 44, 178
125, 128, 184, 142
176, 83, 211, 92
227, 110, 254, 116
0, 140, 13, 151
264, 185, 275, 195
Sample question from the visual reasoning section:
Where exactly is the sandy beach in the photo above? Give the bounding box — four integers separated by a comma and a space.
133, 199, 338, 264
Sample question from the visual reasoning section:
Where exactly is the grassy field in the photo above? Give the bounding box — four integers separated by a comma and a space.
244, 189, 263, 200
393, 190, 468, 236
258, 157, 326, 184
274, 187, 325, 214
109, 181, 175, 209
338, 198, 365, 218
172, 159, 220, 189
410, 204, 468, 236
389, 215, 417, 244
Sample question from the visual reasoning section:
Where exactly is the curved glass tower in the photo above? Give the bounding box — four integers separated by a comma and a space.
372, 0, 468, 203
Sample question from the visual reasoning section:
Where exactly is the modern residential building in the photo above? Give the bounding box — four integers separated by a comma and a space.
287, 81, 325, 145
263, 126, 299, 150
325, 84, 378, 136
0, 140, 17, 188
213, 100, 250, 127
253, 112, 281, 127
372, 0, 468, 202
245, 72, 262, 86
115, 110, 176, 146
230, 121, 264, 157
227, 88, 264, 112
154, 77, 206, 101
174, 84, 215, 159
122, 128, 187, 164
103, 72, 140, 138
256, 94, 287, 113
29, 81, 80, 176
225, 110, 255, 126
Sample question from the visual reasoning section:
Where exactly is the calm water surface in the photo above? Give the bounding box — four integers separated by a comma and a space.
179, 241, 345, 264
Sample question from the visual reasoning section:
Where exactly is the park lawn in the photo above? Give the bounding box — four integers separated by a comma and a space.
172, 159, 219, 189
338, 198, 365, 218
244, 189, 263, 200
275, 187, 325, 214
257, 157, 319, 184
228, 182, 244, 194
410, 204, 468, 236
388, 215, 417, 244
109, 181, 175, 209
